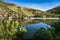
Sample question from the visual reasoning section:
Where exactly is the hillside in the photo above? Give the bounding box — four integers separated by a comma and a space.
0, 1, 60, 23
46, 6, 60, 18
0, 1, 43, 20
47, 6, 60, 14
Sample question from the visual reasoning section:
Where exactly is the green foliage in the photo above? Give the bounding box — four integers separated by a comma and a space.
51, 21, 60, 32
15, 27, 27, 40
33, 28, 53, 40
20, 27, 27, 32
51, 21, 60, 39
33, 25, 60, 40
0, 19, 60, 40
0, 22, 4, 39
47, 6, 60, 14
0, 19, 27, 40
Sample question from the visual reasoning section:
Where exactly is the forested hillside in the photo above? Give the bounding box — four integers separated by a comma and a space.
47, 6, 60, 14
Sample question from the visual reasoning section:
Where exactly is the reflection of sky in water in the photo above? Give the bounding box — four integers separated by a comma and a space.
23, 22, 51, 39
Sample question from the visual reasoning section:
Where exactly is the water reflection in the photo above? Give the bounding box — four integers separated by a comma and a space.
23, 22, 51, 39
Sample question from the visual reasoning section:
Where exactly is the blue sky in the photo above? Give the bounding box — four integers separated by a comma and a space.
3, 0, 60, 11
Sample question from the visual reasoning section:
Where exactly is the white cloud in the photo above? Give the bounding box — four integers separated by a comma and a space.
15, 2, 60, 11
4, 0, 60, 11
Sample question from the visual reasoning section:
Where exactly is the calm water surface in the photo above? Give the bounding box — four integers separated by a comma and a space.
23, 22, 51, 39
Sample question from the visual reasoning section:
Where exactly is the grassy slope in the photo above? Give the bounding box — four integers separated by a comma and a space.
0, 1, 44, 17
46, 6, 60, 17
47, 6, 60, 14
0, 1, 60, 25
0, 1, 60, 18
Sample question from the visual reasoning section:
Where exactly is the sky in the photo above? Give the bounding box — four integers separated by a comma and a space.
3, 0, 60, 11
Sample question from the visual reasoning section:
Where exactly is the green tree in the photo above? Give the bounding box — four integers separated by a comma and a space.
3, 20, 19, 40
33, 28, 53, 40
0, 19, 27, 40
15, 27, 27, 40
0, 22, 4, 40
51, 21, 60, 32
51, 21, 60, 40
48, 27, 60, 40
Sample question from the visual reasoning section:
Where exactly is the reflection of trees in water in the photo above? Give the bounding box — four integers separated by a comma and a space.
0, 18, 60, 26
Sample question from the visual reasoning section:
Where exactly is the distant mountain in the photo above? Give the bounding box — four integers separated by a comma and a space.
47, 6, 60, 14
